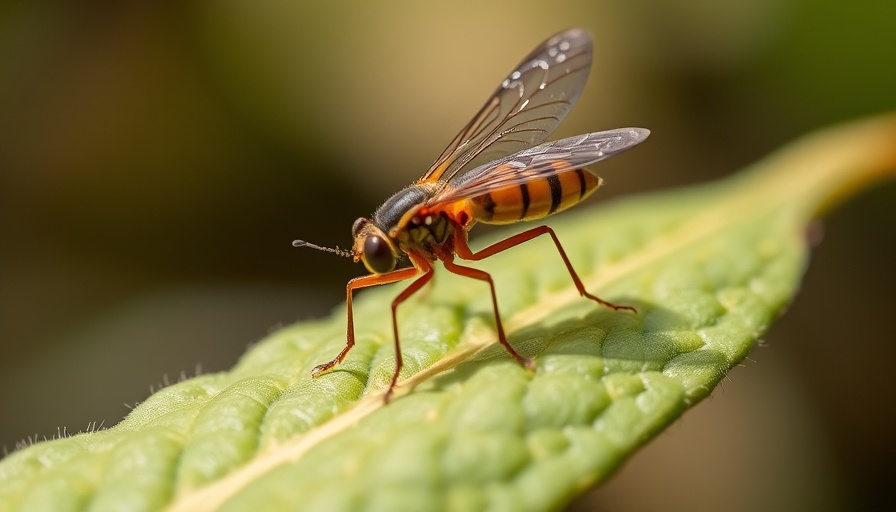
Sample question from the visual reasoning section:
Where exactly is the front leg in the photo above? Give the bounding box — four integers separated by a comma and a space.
384, 260, 435, 402
311, 266, 420, 377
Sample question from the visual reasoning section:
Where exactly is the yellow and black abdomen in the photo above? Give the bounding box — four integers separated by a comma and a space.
468, 168, 602, 224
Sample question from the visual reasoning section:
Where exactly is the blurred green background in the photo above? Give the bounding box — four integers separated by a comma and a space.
1, 1, 893, 510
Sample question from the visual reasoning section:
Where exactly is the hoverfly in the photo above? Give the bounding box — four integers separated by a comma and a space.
295, 28, 649, 402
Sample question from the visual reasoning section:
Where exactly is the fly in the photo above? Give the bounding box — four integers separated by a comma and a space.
295, 28, 649, 402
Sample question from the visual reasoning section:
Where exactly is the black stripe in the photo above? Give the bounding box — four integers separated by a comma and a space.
575, 169, 587, 199
519, 183, 530, 219
547, 174, 562, 214
481, 193, 496, 221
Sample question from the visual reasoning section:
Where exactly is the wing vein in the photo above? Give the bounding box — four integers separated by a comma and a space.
418, 29, 595, 185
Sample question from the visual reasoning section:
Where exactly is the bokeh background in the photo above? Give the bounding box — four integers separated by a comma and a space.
1, 1, 894, 510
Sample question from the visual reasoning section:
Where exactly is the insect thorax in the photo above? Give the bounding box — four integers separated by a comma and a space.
373, 183, 440, 230
371, 183, 453, 254
394, 211, 452, 254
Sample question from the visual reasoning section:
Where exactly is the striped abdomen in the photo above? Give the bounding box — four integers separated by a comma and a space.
467, 168, 602, 224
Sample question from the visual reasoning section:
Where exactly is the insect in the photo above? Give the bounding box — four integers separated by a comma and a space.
295, 28, 649, 402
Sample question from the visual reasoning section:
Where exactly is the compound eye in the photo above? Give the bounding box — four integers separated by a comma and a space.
362, 236, 395, 274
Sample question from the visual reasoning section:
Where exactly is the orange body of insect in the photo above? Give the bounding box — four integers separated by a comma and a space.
295, 28, 649, 402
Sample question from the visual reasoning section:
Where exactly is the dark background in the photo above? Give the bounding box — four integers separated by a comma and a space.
1, 2, 894, 510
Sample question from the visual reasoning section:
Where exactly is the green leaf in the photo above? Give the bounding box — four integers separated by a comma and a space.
2, 114, 894, 512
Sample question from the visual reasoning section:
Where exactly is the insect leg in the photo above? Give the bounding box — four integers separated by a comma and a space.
441, 255, 535, 370
311, 266, 420, 378
384, 258, 435, 402
454, 226, 636, 312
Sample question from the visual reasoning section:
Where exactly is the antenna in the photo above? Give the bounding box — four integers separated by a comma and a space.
292, 240, 354, 258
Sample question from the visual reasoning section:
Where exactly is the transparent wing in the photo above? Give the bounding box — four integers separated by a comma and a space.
427, 128, 650, 206
418, 28, 593, 185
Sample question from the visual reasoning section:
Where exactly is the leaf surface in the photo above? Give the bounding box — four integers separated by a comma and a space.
1, 114, 894, 512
